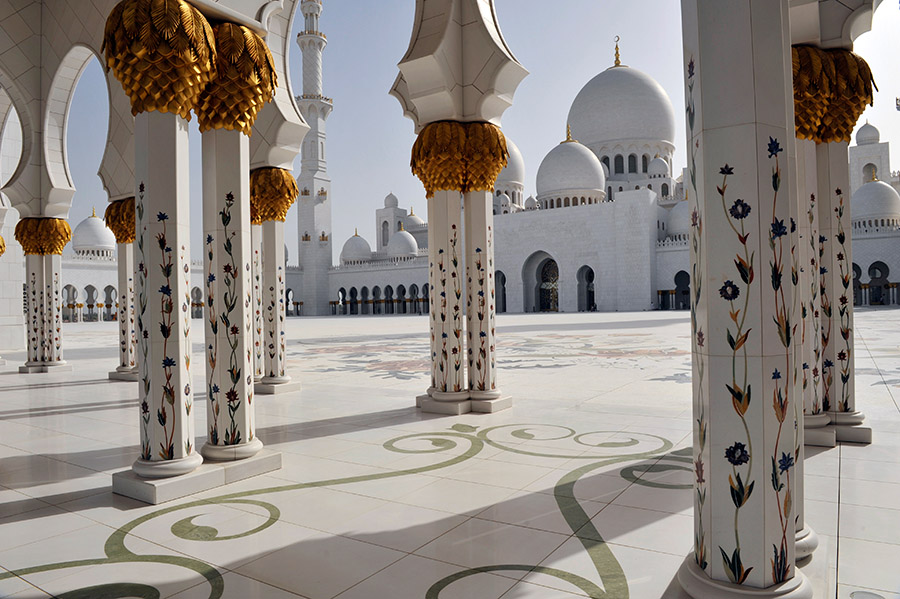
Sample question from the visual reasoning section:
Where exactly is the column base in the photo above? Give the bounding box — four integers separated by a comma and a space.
472, 395, 512, 413
113, 449, 281, 504
677, 555, 813, 599
828, 411, 871, 444
19, 361, 73, 374
201, 437, 264, 461
255, 379, 303, 395
108, 370, 139, 382
416, 391, 513, 414
795, 525, 819, 561
804, 427, 836, 447
417, 395, 471, 415
803, 413, 830, 428
131, 452, 203, 479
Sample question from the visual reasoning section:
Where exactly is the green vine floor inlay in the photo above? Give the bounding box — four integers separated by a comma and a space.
0, 424, 677, 599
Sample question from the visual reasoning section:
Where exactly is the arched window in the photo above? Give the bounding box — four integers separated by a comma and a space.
862, 162, 877, 182
614, 155, 624, 174
648, 184, 653, 190
628, 154, 638, 173
642, 154, 649, 173
661, 183, 670, 197
564, 198, 570, 207
381, 221, 389, 246
601, 156, 610, 171
607, 187, 612, 200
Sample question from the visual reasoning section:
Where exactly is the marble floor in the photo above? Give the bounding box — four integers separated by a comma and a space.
0, 309, 898, 598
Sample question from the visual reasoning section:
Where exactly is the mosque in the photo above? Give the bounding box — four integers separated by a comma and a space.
0, 1, 897, 598
23, 45, 899, 321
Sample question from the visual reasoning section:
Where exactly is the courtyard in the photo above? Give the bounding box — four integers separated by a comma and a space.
0, 309, 897, 598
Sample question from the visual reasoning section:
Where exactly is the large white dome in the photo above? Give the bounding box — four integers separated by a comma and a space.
856, 122, 880, 146
386, 229, 418, 258
496, 138, 525, 186
340, 232, 372, 264
536, 140, 606, 197
567, 65, 676, 147
852, 180, 900, 223
74, 212, 116, 253
667, 199, 691, 237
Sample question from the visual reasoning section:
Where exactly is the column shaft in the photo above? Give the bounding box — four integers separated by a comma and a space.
679, 1, 810, 595
116, 242, 136, 372
251, 223, 264, 382
200, 129, 260, 460
426, 195, 438, 395
430, 190, 466, 399
464, 190, 500, 399
262, 220, 289, 384
24, 254, 44, 366
133, 111, 201, 478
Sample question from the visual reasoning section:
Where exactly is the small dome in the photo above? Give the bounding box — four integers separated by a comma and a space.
74, 211, 116, 253
405, 207, 425, 227
496, 138, 525, 186
498, 192, 511, 206
386, 229, 418, 258
340, 231, 372, 264
648, 156, 669, 177
568, 65, 676, 147
852, 180, 900, 223
856, 122, 880, 146
384, 192, 399, 208
536, 139, 606, 197
667, 199, 691, 237
525, 196, 539, 210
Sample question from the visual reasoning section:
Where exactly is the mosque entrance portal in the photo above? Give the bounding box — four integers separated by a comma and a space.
539, 260, 559, 312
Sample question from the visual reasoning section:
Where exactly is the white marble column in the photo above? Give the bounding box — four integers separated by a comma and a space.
678, 1, 811, 596
425, 195, 438, 396
464, 189, 505, 409
251, 223, 264, 382
132, 110, 201, 478
110, 241, 138, 381
815, 142, 870, 443
21, 252, 68, 373
787, 136, 817, 560
259, 219, 295, 392
200, 128, 261, 460
423, 190, 467, 409
796, 139, 830, 445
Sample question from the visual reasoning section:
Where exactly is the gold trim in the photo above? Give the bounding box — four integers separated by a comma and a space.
410, 121, 508, 198
792, 45, 876, 144
251, 167, 299, 222
14, 218, 72, 255
197, 23, 277, 135
614, 36, 621, 67
104, 197, 136, 244
102, 0, 217, 119
0, 234, 5, 258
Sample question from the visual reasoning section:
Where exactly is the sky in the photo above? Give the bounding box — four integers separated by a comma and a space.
5, 1, 900, 262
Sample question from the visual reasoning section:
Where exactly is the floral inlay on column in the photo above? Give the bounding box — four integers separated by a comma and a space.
833, 190, 852, 412
686, 55, 709, 574
764, 138, 794, 583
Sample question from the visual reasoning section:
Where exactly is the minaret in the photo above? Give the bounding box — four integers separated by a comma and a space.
296, 0, 333, 316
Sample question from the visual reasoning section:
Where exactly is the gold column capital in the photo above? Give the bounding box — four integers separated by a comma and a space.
251, 167, 299, 223
104, 197, 136, 244
14, 217, 72, 255
102, 0, 217, 119
197, 23, 277, 135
